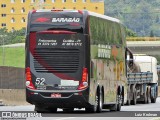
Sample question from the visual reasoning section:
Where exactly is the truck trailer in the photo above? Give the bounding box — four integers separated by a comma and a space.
126, 52, 158, 105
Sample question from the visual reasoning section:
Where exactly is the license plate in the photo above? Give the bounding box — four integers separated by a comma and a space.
51, 93, 61, 98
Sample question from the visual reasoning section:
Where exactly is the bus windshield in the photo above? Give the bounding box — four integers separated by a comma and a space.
30, 12, 84, 33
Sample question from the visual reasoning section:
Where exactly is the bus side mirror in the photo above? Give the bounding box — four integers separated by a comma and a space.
126, 47, 134, 67
129, 59, 133, 67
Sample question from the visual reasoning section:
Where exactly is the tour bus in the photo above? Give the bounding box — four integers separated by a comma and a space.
25, 9, 127, 113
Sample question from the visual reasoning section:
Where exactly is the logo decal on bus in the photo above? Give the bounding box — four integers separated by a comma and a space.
52, 18, 80, 23
98, 44, 111, 58
35, 17, 50, 22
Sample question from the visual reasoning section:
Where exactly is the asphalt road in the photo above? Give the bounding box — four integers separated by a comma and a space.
0, 97, 160, 120
1, 97, 160, 112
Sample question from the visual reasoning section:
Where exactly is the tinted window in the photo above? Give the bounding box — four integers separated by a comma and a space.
30, 12, 84, 33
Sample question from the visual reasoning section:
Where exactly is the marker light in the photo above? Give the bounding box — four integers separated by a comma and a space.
77, 68, 88, 90
25, 67, 35, 89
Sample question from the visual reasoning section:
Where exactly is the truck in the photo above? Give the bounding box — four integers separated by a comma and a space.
126, 48, 158, 105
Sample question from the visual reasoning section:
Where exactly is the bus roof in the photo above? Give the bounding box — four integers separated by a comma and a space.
88, 11, 120, 23
30, 9, 120, 24
35, 9, 79, 13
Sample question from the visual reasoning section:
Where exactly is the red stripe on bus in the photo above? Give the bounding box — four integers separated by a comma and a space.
37, 30, 77, 34
29, 32, 76, 80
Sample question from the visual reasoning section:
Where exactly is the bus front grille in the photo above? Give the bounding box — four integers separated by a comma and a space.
33, 48, 79, 73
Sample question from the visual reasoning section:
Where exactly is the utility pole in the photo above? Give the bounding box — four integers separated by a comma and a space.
0, 35, 5, 65
2, 36, 4, 65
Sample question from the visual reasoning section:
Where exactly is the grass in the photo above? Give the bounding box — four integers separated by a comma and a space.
127, 37, 160, 41
0, 47, 25, 68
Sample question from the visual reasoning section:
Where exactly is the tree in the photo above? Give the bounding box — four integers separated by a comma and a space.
0, 28, 8, 46
155, 15, 160, 23
0, 28, 26, 45
126, 27, 137, 37
104, 0, 160, 36
150, 30, 154, 37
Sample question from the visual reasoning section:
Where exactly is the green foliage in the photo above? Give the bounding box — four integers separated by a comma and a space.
90, 16, 123, 45
126, 37, 160, 41
125, 28, 137, 37
151, 55, 160, 65
0, 47, 25, 68
0, 28, 25, 46
105, 0, 160, 37
150, 30, 154, 37
0, 28, 7, 34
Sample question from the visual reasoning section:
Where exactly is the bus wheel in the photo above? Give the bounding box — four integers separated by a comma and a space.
131, 88, 137, 105
97, 88, 103, 113
121, 87, 124, 106
126, 87, 130, 106
63, 108, 74, 113
121, 96, 124, 106
143, 90, 147, 104
85, 96, 98, 113
116, 93, 122, 111
85, 87, 102, 113
126, 99, 130, 106
126, 98, 131, 106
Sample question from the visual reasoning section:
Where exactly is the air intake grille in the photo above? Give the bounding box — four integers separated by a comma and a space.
33, 48, 80, 73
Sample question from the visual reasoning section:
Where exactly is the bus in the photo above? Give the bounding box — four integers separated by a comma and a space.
25, 9, 127, 113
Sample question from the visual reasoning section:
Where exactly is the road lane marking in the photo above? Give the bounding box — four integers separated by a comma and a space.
55, 117, 76, 120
